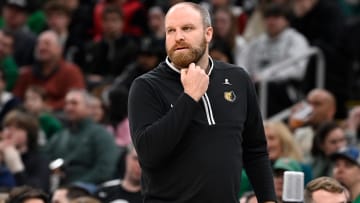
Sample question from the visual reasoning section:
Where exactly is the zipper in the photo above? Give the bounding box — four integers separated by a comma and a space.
201, 93, 216, 126
166, 57, 216, 126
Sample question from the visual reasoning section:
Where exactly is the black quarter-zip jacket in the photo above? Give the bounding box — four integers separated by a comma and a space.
128, 57, 276, 203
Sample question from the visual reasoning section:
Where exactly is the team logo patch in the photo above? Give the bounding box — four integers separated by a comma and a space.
224, 91, 236, 102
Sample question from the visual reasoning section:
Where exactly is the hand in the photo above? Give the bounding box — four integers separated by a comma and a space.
347, 106, 360, 131
181, 63, 209, 102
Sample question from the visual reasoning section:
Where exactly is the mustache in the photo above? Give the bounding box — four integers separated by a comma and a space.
171, 42, 192, 51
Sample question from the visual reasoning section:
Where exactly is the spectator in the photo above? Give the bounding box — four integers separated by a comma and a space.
310, 122, 347, 178
44, 1, 85, 68
0, 30, 18, 91
239, 3, 309, 116
0, 69, 19, 123
146, 6, 165, 46
24, 86, 63, 140
87, 95, 107, 125
1, 0, 36, 66
85, 6, 138, 87
45, 89, 119, 185
212, 6, 246, 65
51, 184, 92, 203
272, 157, 302, 203
292, 0, 348, 118
264, 121, 303, 162
110, 37, 161, 92
332, 146, 360, 203
0, 110, 50, 192
7, 186, 49, 203
304, 176, 348, 203
13, 30, 85, 111
345, 106, 360, 145
93, 0, 147, 39
289, 89, 336, 162
97, 145, 142, 203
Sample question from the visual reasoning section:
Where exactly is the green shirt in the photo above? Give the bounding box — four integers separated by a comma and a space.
0, 56, 19, 91
39, 112, 63, 140
354, 194, 360, 203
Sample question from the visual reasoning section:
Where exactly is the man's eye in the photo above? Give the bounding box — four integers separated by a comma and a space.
183, 26, 193, 31
167, 29, 175, 34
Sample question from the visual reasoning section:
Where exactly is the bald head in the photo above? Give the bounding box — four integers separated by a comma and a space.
307, 89, 336, 125
166, 2, 211, 28
35, 30, 63, 63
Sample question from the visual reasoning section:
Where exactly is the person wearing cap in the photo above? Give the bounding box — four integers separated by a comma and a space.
332, 146, 360, 203
272, 157, 302, 203
1, 0, 36, 67
239, 2, 309, 116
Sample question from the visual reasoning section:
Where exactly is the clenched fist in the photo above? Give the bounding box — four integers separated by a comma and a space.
181, 63, 209, 102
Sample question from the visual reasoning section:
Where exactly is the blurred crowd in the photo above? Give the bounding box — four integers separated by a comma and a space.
0, 0, 358, 202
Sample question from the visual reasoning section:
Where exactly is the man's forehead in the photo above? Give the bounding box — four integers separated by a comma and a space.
165, 5, 201, 25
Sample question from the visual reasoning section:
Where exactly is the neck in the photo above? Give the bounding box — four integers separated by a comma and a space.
41, 59, 59, 75
122, 178, 141, 193
351, 181, 360, 200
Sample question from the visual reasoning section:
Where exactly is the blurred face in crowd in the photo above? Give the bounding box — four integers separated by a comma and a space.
1, 124, 28, 152
273, 170, 285, 199
311, 189, 347, 203
88, 97, 105, 123
265, 15, 289, 38
46, 11, 70, 34
213, 9, 232, 39
0, 31, 14, 59
333, 158, 360, 189
265, 126, 282, 161
102, 12, 123, 39
148, 7, 165, 34
321, 128, 347, 156
52, 188, 69, 203
126, 148, 141, 184
2, 6, 27, 30
63, 0, 79, 11
35, 31, 63, 63
165, 4, 213, 68
24, 89, 45, 115
65, 91, 90, 122
307, 90, 335, 126
23, 199, 46, 203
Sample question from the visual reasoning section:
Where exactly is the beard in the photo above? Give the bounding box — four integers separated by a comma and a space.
167, 37, 207, 68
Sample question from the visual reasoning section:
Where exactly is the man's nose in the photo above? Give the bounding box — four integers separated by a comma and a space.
175, 30, 185, 42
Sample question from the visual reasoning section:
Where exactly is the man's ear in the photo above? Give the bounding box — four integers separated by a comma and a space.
205, 26, 213, 43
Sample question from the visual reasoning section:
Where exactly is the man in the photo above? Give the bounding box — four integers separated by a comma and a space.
44, 1, 84, 67
128, 2, 276, 202
332, 146, 360, 203
290, 88, 337, 162
0, 30, 18, 91
13, 30, 85, 111
1, 0, 36, 66
304, 177, 348, 203
7, 186, 49, 203
45, 89, 119, 185
292, 0, 348, 118
97, 145, 142, 203
85, 6, 138, 86
272, 157, 303, 203
52, 184, 92, 203
239, 3, 309, 116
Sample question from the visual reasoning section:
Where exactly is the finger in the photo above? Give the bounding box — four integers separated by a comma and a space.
188, 63, 195, 70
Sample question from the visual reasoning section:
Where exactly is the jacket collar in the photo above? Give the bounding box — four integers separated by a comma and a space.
165, 56, 214, 76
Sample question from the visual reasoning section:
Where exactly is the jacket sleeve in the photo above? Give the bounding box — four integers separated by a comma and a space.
242, 73, 277, 203
128, 78, 199, 169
